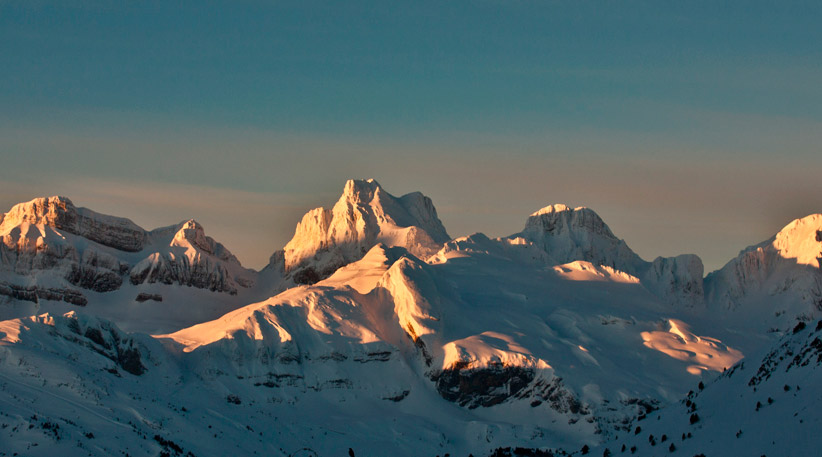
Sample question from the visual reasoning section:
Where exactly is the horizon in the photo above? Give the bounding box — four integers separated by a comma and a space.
2, 1, 821, 272
0, 179, 815, 273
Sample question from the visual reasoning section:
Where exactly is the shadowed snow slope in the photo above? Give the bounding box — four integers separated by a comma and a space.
592, 319, 822, 457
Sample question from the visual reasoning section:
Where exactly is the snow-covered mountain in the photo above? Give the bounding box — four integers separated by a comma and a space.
0, 196, 257, 333
270, 178, 450, 284
704, 213, 822, 330
0, 181, 819, 456
506, 204, 704, 306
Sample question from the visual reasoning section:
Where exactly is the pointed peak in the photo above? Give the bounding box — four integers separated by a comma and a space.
280, 179, 448, 278
171, 219, 213, 252
177, 219, 204, 232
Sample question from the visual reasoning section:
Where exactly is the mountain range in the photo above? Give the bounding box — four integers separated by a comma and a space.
0, 179, 820, 456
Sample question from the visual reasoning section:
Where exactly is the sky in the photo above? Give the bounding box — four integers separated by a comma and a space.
1, 0, 821, 271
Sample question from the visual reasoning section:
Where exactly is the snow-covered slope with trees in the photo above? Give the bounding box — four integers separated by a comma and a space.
590, 319, 822, 457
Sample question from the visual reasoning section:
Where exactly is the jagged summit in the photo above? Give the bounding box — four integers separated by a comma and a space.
340, 178, 382, 203
129, 217, 255, 294
169, 219, 214, 253
276, 179, 450, 284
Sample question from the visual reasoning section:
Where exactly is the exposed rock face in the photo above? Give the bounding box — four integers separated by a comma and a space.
129, 253, 239, 293
0, 197, 255, 299
0, 209, 130, 293
0, 197, 139, 297
0, 196, 146, 252
128, 220, 255, 294
0, 282, 87, 306
430, 364, 536, 408
135, 293, 163, 302
13, 312, 148, 376
642, 254, 705, 307
517, 376, 590, 416
281, 179, 450, 284
704, 214, 822, 316
65, 249, 128, 292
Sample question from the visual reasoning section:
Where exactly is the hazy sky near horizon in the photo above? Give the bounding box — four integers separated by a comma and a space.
1, 1, 821, 271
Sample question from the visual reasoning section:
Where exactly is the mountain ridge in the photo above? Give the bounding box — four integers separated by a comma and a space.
0, 180, 820, 456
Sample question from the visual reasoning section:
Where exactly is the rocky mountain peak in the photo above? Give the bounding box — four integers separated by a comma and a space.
279, 180, 449, 283
171, 219, 212, 254
0, 196, 75, 231
704, 213, 822, 317
516, 203, 642, 273
0, 196, 146, 252
524, 204, 617, 241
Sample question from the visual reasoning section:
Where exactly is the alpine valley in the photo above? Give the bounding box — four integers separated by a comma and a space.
1, 179, 820, 457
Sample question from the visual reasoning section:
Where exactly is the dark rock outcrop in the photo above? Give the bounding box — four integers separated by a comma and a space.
62, 313, 147, 375
134, 292, 163, 302
0, 282, 87, 306
430, 364, 536, 408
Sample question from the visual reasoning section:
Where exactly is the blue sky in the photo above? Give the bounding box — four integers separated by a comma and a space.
1, 1, 821, 270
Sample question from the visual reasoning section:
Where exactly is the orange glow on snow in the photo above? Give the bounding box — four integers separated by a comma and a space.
641, 319, 743, 375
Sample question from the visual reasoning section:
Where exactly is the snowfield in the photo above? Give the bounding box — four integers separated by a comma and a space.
0, 179, 820, 456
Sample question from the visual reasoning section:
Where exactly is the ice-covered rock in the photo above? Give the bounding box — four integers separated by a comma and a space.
0, 198, 133, 293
